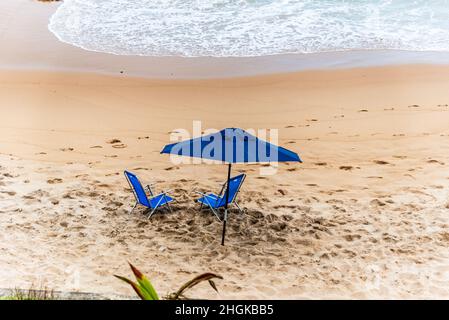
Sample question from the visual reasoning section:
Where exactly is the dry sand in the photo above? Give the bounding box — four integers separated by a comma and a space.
1, 66, 449, 299
0, 0, 449, 300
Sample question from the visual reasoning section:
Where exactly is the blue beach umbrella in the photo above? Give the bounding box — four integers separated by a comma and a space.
161, 128, 302, 245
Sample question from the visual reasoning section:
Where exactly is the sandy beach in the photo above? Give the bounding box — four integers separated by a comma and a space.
1, 0, 449, 299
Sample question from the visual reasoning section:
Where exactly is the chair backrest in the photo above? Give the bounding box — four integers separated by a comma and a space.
217, 173, 246, 208
124, 171, 151, 207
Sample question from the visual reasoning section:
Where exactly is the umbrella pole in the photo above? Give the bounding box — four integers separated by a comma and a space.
221, 162, 232, 246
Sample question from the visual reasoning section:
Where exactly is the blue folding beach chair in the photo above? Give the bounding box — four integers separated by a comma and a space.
124, 170, 174, 219
196, 173, 246, 221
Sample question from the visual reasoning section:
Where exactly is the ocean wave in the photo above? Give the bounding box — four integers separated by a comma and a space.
49, 0, 449, 57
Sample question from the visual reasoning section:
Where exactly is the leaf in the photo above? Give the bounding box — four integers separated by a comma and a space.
128, 263, 160, 300
208, 280, 219, 293
114, 275, 154, 300
174, 273, 223, 299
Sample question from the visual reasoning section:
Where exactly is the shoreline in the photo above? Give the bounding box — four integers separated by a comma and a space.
3, 52, 449, 81
1, 0, 449, 79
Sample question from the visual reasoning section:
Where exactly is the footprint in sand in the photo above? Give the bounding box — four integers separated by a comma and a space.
137, 136, 150, 140
384, 107, 395, 111
437, 104, 448, 107
107, 138, 122, 144
96, 183, 112, 188
90, 145, 103, 149
112, 143, 127, 149
373, 160, 390, 165
269, 221, 288, 232
358, 109, 369, 112
0, 190, 16, 196
408, 104, 420, 108
277, 189, 287, 196
343, 234, 362, 241
314, 162, 327, 166
47, 178, 63, 184
105, 172, 120, 177
23, 189, 50, 200
370, 199, 386, 207
339, 166, 353, 171
60, 148, 74, 152
3, 173, 18, 178
165, 166, 180, 171
427, 159, 445, 165
284, 125, 295, 128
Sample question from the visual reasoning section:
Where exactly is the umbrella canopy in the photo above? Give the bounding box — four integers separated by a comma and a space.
160, 127, 302, 245
161, 128, 302, 163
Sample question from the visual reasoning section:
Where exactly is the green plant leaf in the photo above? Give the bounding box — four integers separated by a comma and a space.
114, 275, 154, 300
128, 263, 160, 300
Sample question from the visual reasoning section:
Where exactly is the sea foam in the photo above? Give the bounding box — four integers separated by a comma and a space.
49, 0, 449, 57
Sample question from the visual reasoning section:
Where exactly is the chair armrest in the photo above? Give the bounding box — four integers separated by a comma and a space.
195, 191, 220, 199
151, 189, 172, 197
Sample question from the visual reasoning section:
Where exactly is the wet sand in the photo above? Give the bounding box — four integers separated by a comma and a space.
2, 0, 449, 79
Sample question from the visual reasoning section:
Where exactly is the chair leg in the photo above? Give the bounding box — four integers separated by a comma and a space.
234, 202, 243, 213
210, 207, 222, 222
130, 202, 138, 214
147, 207, 158, 219
167, 202, 173, 213
147, 195, 165, 219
